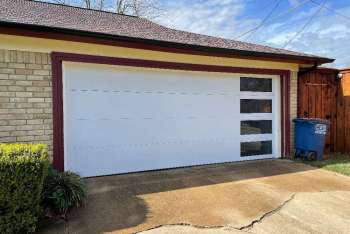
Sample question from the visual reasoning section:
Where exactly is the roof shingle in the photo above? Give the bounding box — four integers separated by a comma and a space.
0, 0, 333, 63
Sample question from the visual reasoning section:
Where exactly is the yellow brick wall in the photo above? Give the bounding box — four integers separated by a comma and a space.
290, 71, 298, 154
0, 49, 53, 154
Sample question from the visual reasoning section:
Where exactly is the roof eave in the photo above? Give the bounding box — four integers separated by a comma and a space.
0, 21, 335, 65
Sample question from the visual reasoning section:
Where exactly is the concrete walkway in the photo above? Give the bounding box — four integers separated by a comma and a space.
39, 160, 350, 234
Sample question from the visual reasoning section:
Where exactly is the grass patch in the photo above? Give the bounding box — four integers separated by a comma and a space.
299, 154, 350, 176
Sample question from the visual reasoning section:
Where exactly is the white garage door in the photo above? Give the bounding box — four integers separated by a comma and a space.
63, 62, 281, 177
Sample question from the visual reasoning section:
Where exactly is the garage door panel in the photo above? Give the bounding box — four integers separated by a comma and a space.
66, 117, 240, 147
66, 90, 240, 119
66, 139, 240, 177
65, 63, 241, 94
63, 62, 280, 177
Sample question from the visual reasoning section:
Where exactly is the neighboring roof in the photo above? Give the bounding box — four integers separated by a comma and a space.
0, 0, 334, 64
340, 68, 350, 72
317, 67, 339, 71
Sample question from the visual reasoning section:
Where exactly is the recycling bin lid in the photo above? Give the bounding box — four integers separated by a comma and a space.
293, 118, 329, 125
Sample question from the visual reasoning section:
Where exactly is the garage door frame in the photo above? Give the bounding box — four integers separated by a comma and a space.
51, 52, 291, 172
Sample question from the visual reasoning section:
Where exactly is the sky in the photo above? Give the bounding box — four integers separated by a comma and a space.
44, 0, 350, 68
153, 0, 350, 68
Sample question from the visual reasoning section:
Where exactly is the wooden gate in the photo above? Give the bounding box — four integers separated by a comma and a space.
298, 68, 350, 154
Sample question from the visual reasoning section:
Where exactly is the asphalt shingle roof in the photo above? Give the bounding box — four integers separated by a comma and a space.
0, 0, 333, 63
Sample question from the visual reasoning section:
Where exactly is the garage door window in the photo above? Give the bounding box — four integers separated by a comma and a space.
240, 77, 272, 92
240, 99, 272, 113
241, 141, 272, 156
240, 77, 277, 158
241, 120, 272, 135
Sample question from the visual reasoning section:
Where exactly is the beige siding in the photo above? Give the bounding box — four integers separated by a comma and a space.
0, 34, 299, 71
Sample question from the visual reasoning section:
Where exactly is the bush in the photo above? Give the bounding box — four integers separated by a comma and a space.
0, 144, 49, 234
43, 166, 86, 217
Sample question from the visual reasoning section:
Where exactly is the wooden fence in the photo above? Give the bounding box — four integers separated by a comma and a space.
298, 68, 350, 154
336, 69, 350, 153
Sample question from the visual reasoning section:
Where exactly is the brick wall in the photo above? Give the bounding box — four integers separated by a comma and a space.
0, 49, 53, 155
290, 71, 298, 154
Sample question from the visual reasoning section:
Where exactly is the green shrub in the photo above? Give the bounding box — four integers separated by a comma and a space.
0, 144, 49, 234
43, 166, 86, 217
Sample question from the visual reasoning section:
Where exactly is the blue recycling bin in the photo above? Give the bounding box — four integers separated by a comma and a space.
293, 118, 329, 160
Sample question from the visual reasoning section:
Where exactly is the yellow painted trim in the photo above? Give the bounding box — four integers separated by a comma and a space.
63, 61, 281, 79
0, 34, 299, 71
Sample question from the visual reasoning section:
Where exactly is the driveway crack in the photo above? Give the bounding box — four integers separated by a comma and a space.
135, 223, 249, 233
239, 193, 296, 231
136, 194, 297, 234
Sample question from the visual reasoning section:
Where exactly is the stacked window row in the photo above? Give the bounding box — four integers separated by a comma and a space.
240, 77, 273, 157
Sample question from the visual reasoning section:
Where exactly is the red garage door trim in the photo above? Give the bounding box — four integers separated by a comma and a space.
51, 52, 291, 171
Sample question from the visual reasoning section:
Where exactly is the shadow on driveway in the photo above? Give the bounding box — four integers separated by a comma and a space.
38, 159, 350, 234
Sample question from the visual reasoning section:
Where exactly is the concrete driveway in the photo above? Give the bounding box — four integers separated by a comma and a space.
39, 160, 350, 234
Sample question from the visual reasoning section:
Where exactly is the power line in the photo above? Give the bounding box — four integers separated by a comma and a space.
235, 0, 283, 40
268, 0, 311, 23
283, 0, 327, 49
247, 0, 314, 42
310, 0, 350, 22
235, 0, 312, 41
